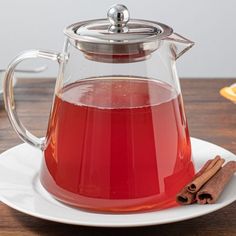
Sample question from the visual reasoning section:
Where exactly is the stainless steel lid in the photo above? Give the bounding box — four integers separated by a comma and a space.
64, 4, 173, 62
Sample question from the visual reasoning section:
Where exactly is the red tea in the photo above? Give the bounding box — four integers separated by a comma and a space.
41, 77, 195, 212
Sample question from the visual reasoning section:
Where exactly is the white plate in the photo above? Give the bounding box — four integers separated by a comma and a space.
0, 137, 235, 227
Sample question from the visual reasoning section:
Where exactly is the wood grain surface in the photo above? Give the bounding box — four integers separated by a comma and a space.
0, 78, 235, 236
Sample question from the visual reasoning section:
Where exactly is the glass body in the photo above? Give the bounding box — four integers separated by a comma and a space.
3, 29, 195, 212
38, 36, 195, 212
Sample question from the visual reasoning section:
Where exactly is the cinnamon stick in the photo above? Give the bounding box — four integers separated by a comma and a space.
176, 158, 217, 205
196, 161, 236, 204
176, 187, 196, 205
187, 156, 225, 193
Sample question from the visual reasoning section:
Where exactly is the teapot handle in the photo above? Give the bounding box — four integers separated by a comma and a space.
3, 50, 64, 150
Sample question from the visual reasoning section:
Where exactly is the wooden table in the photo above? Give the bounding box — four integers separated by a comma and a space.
0, 78, 235, 235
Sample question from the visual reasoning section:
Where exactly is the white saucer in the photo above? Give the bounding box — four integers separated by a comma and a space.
0, 137, 235, 227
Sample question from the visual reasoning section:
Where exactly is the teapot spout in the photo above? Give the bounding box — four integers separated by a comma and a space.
166, 33, 194, 60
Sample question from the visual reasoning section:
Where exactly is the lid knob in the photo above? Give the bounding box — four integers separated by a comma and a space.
107, 4, 130, 33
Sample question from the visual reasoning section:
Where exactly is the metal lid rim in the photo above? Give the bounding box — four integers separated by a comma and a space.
63, 18, 173, 44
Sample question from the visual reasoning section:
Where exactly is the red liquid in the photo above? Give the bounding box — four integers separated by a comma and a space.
41, 77, 195, 212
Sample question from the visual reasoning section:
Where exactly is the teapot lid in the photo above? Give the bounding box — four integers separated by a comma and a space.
64, 4, 173, 62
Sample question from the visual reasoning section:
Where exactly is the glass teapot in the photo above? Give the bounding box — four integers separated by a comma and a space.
3, 4, 195, 212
